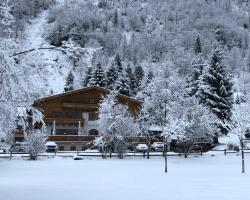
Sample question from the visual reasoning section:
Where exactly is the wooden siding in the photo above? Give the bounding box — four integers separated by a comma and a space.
34, 86, 142, 122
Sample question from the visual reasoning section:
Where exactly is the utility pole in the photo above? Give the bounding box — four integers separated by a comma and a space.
164, 137, 168, 173
164, 97, 168, 173
240, 137, 245, 174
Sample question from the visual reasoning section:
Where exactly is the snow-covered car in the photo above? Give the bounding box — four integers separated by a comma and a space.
45, 142, 58, 152
10, 142, 26, 153
135, 144, 148, 152
0, 149, 6, 153
151, 142, 164, 152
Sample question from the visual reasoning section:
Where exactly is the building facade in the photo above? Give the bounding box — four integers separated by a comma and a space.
33, 86, 142, 151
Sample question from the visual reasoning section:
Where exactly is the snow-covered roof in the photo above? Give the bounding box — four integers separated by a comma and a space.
35, 86, 143, 104
218, 134, 240, 145
149, 125, 163, 132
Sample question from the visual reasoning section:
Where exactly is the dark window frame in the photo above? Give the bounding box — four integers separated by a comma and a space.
70, 146, 76, 151
88, 112, 99, 121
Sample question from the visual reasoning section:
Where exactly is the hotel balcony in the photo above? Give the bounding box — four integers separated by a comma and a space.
62, 103, 98, 110
44, 117, 84, 125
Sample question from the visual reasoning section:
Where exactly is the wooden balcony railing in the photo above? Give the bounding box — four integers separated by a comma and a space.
62, 103, 98, 109
44, 117, 84, 125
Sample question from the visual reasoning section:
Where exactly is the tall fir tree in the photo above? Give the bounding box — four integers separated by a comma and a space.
124, 64, 136, 96
187, 56, 207, 96
134, 65, 145, 93
88, 63, 106, 87
114, 54, 123, 74
194, 36, 202, 55
117, 72, 131, 96
106, 64, 118, 89
64, 70, 74, 92
198, 46, 233, 134
146, 70, 154, 85
83, 66, 92, 87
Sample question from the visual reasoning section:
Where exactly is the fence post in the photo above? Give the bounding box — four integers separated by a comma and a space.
224, 149, 226, 156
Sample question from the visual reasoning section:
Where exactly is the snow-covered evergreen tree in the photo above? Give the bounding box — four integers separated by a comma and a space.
64, 70, 74, 92
187, 56, 207, 96
119, 65, 136, 96
88, 63, 106, 87
105, 64, 118, 89
198, 46, 233, 134
194, 35, 202, 55
145, 70, 154, 85
134, 65, 144, 93
83, 67, 92, 87
114, 54, 122, 74
117, 72, 131, 96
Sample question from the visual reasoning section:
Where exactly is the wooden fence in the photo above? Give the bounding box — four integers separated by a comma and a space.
1, 148, 250, 159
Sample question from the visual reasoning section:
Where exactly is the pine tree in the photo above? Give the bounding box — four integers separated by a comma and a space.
117, 73, 131, 96
124, 65, 136, 96
64, 70, 74, 92
134, 65, 144, 93
113, 10, 118, 27
198, 46, 233, 134
106, 64, 118, 89
89, 63, 106, 87
83, 67, 92, 87
194, 36, 202, 55
146, 70, 154, 85
188, 56, 207, 96
114, 54, 123, 74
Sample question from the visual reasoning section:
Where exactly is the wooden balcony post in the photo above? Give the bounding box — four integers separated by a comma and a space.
52, 120, 56, 135
78, 121, 81, 135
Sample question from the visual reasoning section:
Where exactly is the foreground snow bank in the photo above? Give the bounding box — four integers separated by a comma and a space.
0, 155, 250, 200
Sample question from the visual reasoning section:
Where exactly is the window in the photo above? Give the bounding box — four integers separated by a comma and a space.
55, 129, 78, 135
51, 112, 63, 118
88, 112, 98, 121
89, 98, 95, 104
59, 146, 65, 151
89, 129, 99, 136
50, 129, 53, 135
70, 146, 76, 151
64, 112, 82, 119
51, 112, 82, 119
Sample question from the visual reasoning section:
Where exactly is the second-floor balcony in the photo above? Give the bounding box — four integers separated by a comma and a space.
44, 117, 84, 125
62, 103, 98, 110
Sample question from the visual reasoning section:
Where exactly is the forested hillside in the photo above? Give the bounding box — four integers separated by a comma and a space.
0, 0, 249, 139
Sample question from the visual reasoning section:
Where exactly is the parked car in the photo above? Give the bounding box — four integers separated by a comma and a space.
151, 142, 164, 152
10, 142, 26, 153
135, 144, 148, 152
0, 149, 6, 153
45, 142, 57, 152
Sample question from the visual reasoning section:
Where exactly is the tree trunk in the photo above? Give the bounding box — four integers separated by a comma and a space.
164, 143, 168, 173
147, 135, 150, 159
240, 138, 245, 174
184, 145, 189, 158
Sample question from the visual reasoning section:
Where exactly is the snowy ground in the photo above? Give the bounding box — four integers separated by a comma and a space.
0, 154, 250, 200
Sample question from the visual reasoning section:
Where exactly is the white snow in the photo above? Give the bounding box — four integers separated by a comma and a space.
0, 154, 250, 200
149, 125, 163, 131
45, 141, 57, 147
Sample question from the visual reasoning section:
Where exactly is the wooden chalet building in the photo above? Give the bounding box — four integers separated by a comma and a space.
32, 86, 143, 151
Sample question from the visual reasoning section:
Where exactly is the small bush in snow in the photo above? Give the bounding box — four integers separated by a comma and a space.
25, 129, 47, 160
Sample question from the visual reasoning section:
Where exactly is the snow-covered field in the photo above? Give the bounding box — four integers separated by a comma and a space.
0, 154, 250, 200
